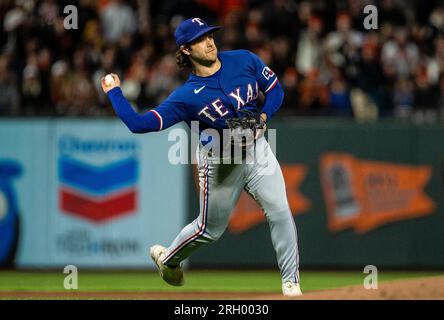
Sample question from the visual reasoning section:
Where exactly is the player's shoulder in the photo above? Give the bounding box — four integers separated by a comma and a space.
219, 50, 258, 71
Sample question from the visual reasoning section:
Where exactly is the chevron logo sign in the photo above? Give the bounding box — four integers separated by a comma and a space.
58, 137, 139, 223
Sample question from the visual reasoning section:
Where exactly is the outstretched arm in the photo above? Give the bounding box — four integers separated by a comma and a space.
101, 74, 161, 133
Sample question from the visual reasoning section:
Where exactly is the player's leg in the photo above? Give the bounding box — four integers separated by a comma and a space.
161, 156, 245, 268
244, 138, 300, 287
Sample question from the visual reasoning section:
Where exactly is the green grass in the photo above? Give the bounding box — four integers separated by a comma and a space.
0, 270, 442, 293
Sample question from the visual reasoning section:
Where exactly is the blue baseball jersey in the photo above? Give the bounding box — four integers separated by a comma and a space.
148, 49, 279, 132
107, 49, 283, 144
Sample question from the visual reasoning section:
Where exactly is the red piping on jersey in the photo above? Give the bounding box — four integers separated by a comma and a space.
150, 110, 163, 130
162, 161, 209, 264
264, 77, 278, 93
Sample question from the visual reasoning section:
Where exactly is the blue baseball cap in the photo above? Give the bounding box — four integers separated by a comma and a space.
174, 17, 222, 47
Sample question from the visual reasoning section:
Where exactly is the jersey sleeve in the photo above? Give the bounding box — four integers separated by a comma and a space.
107, 87, 187, 133
248, 51, 279, 94
149, 90, 188, 131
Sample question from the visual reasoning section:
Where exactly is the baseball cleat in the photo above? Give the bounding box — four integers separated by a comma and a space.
282, 281, 303, 297
150, 245, 184, 287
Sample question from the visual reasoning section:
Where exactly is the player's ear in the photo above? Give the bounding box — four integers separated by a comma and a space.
180, 45, 191, 56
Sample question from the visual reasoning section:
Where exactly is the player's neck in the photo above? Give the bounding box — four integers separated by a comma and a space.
192, 58, 221, 77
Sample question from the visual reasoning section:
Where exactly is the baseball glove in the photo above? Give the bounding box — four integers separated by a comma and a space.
225, 110, 266, 147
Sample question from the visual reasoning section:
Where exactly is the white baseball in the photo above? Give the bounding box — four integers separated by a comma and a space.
104, 74, 114, 86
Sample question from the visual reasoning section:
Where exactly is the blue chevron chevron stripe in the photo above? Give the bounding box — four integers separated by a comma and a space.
59, 156, 138, 195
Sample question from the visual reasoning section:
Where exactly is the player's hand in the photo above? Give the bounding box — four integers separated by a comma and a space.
255, 113, 267, 140
101, 73, 121, 94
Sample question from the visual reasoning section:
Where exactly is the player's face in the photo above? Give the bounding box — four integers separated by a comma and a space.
187, 33, 218, 66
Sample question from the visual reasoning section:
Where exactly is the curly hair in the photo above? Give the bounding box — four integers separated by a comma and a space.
176, 47, 192, 70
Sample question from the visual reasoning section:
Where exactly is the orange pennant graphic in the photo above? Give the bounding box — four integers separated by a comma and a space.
320, 153, 435, 234
228, 164, 311, 234
320, 153, 362, 232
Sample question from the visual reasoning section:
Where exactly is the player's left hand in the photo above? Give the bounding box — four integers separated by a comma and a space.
255, 113, 267, 140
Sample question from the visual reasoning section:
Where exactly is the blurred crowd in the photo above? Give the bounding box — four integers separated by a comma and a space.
2, 0, 444, 123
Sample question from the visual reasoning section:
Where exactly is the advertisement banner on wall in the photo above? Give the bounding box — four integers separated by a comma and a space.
47, 121, 188, 268
319, 152, 435, 234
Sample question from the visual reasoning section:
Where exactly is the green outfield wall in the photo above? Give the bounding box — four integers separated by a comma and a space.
188, 119, 444, 269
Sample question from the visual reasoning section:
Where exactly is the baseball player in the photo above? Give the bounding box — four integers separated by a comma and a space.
101, 17, 301, 297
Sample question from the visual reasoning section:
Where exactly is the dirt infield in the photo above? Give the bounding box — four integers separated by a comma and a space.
297, 275, 444, 300
1, 276, 443, 300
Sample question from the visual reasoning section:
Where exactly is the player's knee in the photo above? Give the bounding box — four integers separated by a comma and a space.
264, 206, 292, 222
260, 196, 288, 214
205, 226, 226, 241
255, 192, 286, 212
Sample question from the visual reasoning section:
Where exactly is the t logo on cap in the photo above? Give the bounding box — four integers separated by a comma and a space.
192, 18, 204, 26
175, 17, 222, 47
